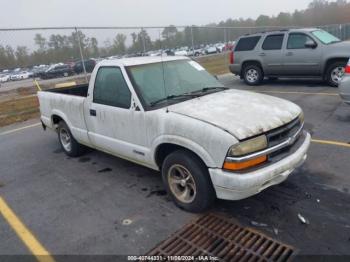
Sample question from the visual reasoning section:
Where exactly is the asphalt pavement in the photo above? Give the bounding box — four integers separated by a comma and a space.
0, 76, 350, 259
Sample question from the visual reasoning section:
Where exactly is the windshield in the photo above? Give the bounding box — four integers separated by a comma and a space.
311, 30, 341, 44
127, 60, 224, 108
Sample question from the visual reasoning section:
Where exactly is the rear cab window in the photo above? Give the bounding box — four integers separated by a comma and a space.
235, 36, 261, 51
262, 34, 285, 50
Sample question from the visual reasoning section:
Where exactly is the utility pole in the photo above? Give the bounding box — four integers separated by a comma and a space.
75, 27, 88, 83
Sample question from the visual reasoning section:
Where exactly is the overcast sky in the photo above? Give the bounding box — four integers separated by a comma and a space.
0, 0, 327, 51
1, 0, 314, 28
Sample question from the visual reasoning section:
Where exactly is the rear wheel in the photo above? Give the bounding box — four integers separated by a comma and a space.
243, 64, 264, 86
162, 150, 216, 213
58, 121, 85, 157
326, 61, 346, 87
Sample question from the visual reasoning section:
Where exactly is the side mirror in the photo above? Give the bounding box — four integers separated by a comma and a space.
305, 40, 317, 49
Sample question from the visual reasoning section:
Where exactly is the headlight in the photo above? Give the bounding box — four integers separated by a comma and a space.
228, 135, 267, 157
224, 135, 268, 171
298, 111, 304, 124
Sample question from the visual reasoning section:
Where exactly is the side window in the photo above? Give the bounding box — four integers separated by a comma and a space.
262, 34, 284, 50
235, 36, 261, 51
287, 33, 315, 49
93, 67, 131, 109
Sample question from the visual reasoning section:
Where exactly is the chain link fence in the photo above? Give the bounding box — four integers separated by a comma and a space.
0, 23, 350, 83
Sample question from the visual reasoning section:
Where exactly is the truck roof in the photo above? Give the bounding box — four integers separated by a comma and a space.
98, 56, 189, 67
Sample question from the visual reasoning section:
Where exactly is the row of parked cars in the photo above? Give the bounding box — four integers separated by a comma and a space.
0, 70, 33, 82
146, 42, 235, 57
0, 41, 237, 85
0, 59, 97, 84
39, 59, 97, 80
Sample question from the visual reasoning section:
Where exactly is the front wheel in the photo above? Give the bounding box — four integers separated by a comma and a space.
58, 121, 85, 157
243, 64, 264, 86
326, 62, 346, 87
162, 150, 216, 213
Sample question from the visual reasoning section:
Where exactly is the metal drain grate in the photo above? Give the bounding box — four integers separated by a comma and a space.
146, 213, 295, 261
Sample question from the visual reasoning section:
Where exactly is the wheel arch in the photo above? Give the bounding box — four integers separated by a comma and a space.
241, 60, 263, 76
323, 57, 348, 78
153, 138, 216, 170
51, 110, 71, 130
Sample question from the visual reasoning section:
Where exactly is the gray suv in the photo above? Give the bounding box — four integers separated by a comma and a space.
229, 28, 350, 87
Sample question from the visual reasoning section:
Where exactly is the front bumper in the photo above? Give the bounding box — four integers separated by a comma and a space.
209, 132, 311, 201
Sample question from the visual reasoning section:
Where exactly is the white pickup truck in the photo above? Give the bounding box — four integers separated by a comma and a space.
38, 56, 311, 212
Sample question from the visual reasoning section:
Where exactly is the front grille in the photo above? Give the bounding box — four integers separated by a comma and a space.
146, 213, 296, 261
267, 117, 302, 147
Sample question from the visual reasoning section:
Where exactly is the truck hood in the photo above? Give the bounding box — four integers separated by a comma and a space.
167, 89, 301, 140
325, 41, 350, 51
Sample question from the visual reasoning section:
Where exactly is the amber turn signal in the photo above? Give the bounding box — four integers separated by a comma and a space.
223, 155, 267, 171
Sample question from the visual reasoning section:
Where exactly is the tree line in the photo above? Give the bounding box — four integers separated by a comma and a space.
1, 0, 350, 69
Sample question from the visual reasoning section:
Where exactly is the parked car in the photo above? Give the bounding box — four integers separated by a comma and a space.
223, 41, 236, 52
0, 74, 10, 83
187, 47, 203, 57
38, 56, 310, 212
339, 58, 350, 104
39, 64, 74, 79
204, 45, 218, 55
10, 72, 20, 81
215, 43, 226, 53
73, 59, 96, 74
229, 28, 350, 86
31, 65, 49, 78
10, 71, 31, 81
174, 48, 188, 56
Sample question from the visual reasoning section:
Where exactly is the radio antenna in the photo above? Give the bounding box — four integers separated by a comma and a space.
159, 29, 168, 112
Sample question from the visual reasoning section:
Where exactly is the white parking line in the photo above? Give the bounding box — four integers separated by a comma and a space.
0, 123, 41, 136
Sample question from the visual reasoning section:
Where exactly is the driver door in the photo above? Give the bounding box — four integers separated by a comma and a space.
84, 66, 149, 164
283, 33, 322, 75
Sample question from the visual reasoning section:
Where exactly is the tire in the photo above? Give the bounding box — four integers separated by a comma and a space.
243, 64, 264, 86
162, 150, 216, 213
326, 61, 346, 87
57, 121, 85, 157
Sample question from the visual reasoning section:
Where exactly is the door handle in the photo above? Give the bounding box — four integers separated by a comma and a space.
259, 53, 266, 57
286, 52, 293, 56
90, 109, 96, 116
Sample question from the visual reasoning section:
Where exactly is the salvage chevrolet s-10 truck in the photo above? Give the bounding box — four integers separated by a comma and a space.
38, 56, 311, 212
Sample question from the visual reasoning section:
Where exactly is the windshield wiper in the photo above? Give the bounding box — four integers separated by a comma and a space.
189, 86, 229, 95
150, 93, 199, 107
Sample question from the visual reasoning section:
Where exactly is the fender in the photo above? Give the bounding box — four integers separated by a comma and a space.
151, 134, 217, 168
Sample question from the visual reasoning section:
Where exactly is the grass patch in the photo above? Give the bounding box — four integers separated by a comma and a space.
0, 96, 39, 127
195, 52, 230, 75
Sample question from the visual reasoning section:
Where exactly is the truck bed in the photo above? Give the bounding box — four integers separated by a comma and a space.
38, 83, 89, 144
46, 84, 89, 97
